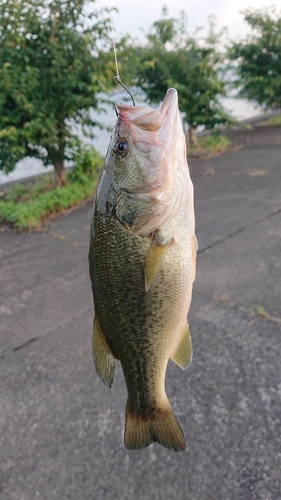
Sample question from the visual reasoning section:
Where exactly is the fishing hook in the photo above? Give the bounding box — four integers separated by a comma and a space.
114, 76, 136, 106
106, 5, 135, 108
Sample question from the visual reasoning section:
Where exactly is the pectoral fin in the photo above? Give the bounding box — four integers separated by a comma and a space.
145, 238, 171, 292
170, 322, 193, 369
92, 314, 118, 388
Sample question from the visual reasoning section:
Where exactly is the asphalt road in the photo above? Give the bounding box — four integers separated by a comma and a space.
1, 125, 281, 500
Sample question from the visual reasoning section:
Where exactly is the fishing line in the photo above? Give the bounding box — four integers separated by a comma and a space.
106, 2, 135, 106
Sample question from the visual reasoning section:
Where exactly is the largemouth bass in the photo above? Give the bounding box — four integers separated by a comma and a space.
89, 88, 197, 451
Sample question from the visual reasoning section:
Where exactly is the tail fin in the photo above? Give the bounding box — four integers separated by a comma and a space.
124, 401, 186, 452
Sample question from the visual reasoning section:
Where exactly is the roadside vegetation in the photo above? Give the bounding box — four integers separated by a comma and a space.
188, 131, 231, 158
0, 147, 102, 230
258, 114, 281, 127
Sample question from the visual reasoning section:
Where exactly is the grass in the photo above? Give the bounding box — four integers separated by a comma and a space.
259, 114, 281, 127
188, 130, 231, 157
3, 174, 56, 203
0, 147, 102, 230
250, 304, 281, 324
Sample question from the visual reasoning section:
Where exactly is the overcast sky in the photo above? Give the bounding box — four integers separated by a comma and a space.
99, 0, 278, 41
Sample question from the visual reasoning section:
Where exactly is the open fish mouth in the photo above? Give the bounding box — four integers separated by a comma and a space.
116, 88, 179, 134
114, 88, 185, 169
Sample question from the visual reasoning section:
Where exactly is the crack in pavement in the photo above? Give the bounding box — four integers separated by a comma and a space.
12, 337, 38, 352
0, 306, 92, 358
198, 206, 281, 254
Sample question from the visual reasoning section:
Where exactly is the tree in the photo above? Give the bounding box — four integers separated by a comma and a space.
122, 9, 233, 144
0, 0, 114, 185
228, 7, 281, 110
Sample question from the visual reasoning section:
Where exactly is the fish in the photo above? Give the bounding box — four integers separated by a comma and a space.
88, 88, 197, 451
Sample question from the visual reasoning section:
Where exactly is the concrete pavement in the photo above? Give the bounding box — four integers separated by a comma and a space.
1, 125, 281, 499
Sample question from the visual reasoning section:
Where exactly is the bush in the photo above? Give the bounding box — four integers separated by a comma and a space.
189, 130, 231, 155
0, 146, 103, 230
68, 145, 103, 183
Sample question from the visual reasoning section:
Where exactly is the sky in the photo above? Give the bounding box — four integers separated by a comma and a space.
99, 0, 279, 41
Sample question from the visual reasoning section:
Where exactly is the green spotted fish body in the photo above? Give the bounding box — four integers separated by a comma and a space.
89, 88, 197, 451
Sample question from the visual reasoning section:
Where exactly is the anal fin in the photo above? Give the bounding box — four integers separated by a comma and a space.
92, 314, 118, 388
170, 322, 193, 369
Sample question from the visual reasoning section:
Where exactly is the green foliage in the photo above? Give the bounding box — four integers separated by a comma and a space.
228, 7, 281, 109
121, 9, 233, 132
197, 131, 230, 149
4, 183, 29, 202
189, 130, 231, 155
0, 0, 114, 181
0, 180, 95, 229
0, 147, 103, 229
68, 145, 103, 183
261, 114, 281, 126
4, 174, 56, 202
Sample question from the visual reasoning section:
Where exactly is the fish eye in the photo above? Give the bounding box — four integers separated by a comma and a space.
114, 138, 129, 157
